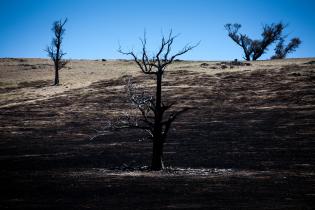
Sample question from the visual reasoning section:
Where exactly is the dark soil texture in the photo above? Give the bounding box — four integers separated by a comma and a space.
1, 63, 315, 209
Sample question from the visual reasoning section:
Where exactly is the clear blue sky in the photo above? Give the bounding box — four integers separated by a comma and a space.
1, 0, 314, 60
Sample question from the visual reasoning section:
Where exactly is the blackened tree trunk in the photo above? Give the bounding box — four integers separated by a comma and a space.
119, 31, 198, 170
151, 71, 164, 170
244, 53, 251, 61
151, 137, 164, 170
54, 65, 59, 85
46, 18, 68, 86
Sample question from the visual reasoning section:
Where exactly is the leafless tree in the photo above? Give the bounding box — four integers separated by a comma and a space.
224, 23, 253, 61
271, 37, 301, 59
225, 22, 286, 61
45, 18, 68, 85
113, 31, 198, 170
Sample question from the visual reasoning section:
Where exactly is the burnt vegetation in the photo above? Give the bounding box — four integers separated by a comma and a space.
45, 18, 68, 85
225, 22, 301, 60
0, 15, 313, 209
1, 60, 315, 209
104, 32, 199, 170
271, 37, 302, 59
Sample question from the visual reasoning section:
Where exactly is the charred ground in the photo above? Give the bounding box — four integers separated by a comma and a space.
0, 59, 315, 209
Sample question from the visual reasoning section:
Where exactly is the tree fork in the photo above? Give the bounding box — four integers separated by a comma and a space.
117, 31, 198, 170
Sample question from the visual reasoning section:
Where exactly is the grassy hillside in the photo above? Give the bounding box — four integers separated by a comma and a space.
0, 58, 314, 209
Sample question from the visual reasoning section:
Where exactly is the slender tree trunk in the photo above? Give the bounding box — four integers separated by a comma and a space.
151, 137, 164, 170
54, 65, 59, 85
244, 51, 251, 61
151, 71, 164, 170
54, 37, 61, 86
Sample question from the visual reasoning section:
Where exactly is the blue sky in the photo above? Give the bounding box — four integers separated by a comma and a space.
1, 0, 314, 60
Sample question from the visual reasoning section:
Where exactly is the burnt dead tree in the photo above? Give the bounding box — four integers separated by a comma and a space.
117, 32, 198, 170
271, 37, 301, 59
251, 23, 284, 60
224, 23, 253, 61
45, 18, 68, 85
225, 22, 292, 61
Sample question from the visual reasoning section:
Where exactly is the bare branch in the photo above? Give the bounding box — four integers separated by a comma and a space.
45, 18, 68, 85
161, 101, 175, 114
118, 48, 157, 75
271, 37, 301, 59
162, 41, 200, 68
111, 31, 196, 170
224, 22, 299, 61
161, 107, 192, 141
119, 30, 199, 74
162, 107, 192, 126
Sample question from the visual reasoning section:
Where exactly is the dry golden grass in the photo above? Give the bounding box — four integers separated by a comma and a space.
0, 57, 314, 108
